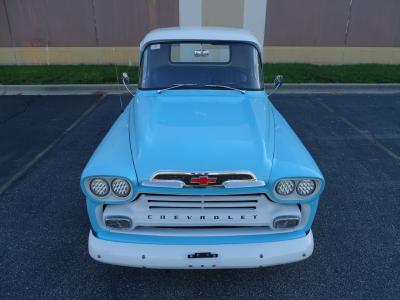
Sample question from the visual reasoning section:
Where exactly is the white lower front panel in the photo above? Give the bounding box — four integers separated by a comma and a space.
88, 230, 314, 269
102, 194, 302, 229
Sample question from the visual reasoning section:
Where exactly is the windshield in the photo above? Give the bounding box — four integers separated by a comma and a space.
139, 42, 263, 90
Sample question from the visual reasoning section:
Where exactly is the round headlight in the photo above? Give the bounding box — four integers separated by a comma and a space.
275, 180, 295, 196
296, 179, 316, 196
89, 178, 110, 197
111, 178, 131, 197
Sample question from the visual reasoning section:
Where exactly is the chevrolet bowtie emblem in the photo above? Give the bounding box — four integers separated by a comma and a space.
190, 175, 217, 185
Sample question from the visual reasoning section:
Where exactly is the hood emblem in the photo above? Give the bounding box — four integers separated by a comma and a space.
144, 171, 264, 188
190, 175, 217, 186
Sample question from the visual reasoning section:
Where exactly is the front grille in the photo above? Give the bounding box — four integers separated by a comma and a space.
152, 172, 254, 186
146, 195, 259, 210
102, 194, 303, 233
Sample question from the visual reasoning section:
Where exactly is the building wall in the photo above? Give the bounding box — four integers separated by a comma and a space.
264, 0, 400, 64
0, 0, 179, 65
0, 0, 399, 65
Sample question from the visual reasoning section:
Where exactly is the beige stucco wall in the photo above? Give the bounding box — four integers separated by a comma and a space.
1, 46, 400, 65
0, 47, 139, 65
264, 47, 400, 65
202, 0, 244, 28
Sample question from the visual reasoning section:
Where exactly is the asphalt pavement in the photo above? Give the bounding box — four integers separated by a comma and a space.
0, 93, 399, 299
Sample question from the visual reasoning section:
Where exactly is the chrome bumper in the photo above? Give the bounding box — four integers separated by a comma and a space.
88, 230, 314, 269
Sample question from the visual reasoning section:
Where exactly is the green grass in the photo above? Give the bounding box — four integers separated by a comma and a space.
264, 64, 400, 83
0, 64, 399, 84
0, 65, 138, 85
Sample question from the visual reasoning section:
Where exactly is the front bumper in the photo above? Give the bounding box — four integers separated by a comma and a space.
88, 230, 314, 269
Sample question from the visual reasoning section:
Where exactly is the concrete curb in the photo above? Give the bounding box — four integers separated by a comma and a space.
270, 83, 400, 94
1, 83, 400, 95
0, 84, 127, 96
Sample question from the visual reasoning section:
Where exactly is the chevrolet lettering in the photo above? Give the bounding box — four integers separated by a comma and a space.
80, 27, 325, 269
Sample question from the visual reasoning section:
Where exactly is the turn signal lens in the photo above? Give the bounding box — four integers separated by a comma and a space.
296, 179, 316, 196
89, 178, 110, 197
105, 216, 132, 229
275, 180, 295, 196
273, 216, 300, 229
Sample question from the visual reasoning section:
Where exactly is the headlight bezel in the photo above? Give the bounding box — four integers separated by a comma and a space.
296, 179, 317, 196
111, 178, 131, 197
84, 176, 133, 201
273, 178, 321, 201
274, 179, 296, 196
89, 178, 110, 198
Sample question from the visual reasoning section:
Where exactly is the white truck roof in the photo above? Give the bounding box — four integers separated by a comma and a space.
140, 27, 262, 54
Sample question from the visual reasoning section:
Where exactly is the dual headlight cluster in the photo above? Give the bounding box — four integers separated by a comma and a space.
274, 179, 319, 199
88, 177, 131, 198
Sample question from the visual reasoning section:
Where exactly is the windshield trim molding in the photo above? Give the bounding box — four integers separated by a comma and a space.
138, 40, 264, 91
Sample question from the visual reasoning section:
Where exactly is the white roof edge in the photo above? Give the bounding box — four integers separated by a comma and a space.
139, 27, 262, 54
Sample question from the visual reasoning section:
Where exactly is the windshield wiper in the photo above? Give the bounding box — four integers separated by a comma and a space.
157, 83, 198, 94
204, 84, 246, 94
157, 83, 246, 94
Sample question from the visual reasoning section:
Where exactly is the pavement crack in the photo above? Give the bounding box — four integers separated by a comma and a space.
0, 98, 34, 126
0, 94, 106, 195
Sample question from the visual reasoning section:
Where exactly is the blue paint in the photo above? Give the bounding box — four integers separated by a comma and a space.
130, 90, 274, 182
81, 89, 325, 245
95, 229, 307, 245
81, 104, 138, 197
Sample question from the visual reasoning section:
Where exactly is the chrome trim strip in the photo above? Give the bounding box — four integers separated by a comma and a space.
141, 179, 265, 189
150, 170, 257, 180
145, 171, 264, 189
141, 180, 184, 188
223, 180, 265, 188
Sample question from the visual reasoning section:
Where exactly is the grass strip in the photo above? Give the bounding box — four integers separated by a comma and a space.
0, 64, 399, 84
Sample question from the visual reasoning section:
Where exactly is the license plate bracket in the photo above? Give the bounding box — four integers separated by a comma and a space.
188, 252, 218, 259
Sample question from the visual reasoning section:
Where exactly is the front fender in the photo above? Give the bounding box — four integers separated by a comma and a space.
268, 104, 325, 203
80, 102, 138, 203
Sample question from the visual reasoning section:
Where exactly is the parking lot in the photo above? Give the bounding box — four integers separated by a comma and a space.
0, 92, 399, 299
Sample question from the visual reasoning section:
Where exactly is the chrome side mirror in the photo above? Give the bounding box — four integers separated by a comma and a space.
268, 75, 284, 96
122, 72, 130, 85
273, 75, 284, 89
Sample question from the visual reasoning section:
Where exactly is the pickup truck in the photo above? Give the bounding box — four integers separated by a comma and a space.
80, 27, 325, 269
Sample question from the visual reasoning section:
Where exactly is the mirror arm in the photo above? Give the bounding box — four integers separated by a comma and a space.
122, 72, 135, 97
267, 83, 281, 96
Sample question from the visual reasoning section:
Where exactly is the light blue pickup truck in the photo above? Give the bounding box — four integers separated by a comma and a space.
80, 27, 325, 269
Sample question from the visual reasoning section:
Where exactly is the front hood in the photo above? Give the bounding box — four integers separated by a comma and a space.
129, 90, 274, 182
